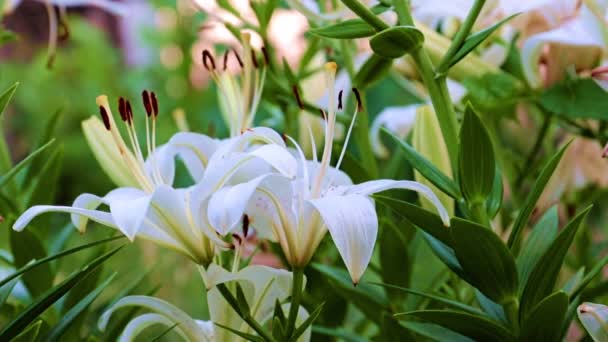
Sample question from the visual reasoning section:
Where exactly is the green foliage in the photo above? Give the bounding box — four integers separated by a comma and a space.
370, 26, 424, 59
310, 19, 376, 39
540, 78, 608, 120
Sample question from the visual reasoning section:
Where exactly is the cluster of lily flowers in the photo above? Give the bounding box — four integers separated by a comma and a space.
11, 33, 449, 340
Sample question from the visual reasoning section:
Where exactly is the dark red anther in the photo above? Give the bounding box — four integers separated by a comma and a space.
118, 97, 128, 122
338, 90, 343, 110
232, 49, 244, 68
352, 88, 363, 112
126, 100, 134, 123
151, 92, 159, 117
250, 50, 259, 69
320, 109, 327, 121
281, 133, 288, 144
232, 234, 243, 245
142, 90, 152, 117
261, 47, 270, 66
202, 50, 216, 70
223, 50, 229, 71
242, 214, 250, 238
292, 85, 304, 109
99, 106, 111, 130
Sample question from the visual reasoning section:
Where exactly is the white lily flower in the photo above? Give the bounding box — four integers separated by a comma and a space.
99, 264, 311, 342
520, 2, 607, 88
13, 93, 297, 266
209, 63, 450, 284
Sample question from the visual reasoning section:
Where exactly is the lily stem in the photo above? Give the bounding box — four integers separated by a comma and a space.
285, 267, 305, 338
393, 0, 460, 171
216, 283, 277, 342
503, 298, 520, 335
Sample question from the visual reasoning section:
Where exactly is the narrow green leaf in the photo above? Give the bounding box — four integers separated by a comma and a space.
0, 235, 124, 289
272, 316, 285, 341
151, 323, 180, 342
519, 206, 591, 319
371, 282, 485, 316
310, 19, 375, 39
396, 310, 514, 342
562, 267, 585, 296
214, 323, 265, 342
24, 146, 63, 207
450, 218, 518, 304
444, 14, 519, 69
540, 78, 608, 120
0, 276, 19, 307
289, 302, 324, 341
399, 321, 474, 342
377, 313, 416, 341
458, 104, 495, 203
520, 291, 568, 341
0, 83, 18, 118
474, 290, 506, 324
274, 299, 286, 325
370, 26, 424, 58
0, 245, 124, 340
45, 273, 117, 341
235, 283, 251, 315
382, 128, 461, 200
11, 320, 43, 342
570, 254, 608, 299
517, 206, 559, 289
578, 302, 608, 342
9, 228, 53, 298
0, 139, 55, 189
508, 141, 571, 252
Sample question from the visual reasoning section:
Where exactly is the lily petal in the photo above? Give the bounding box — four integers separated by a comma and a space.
98, 295, 209, 341
346, 179, 451, 226
308, 194, 378, 284
13, 204, 115, 232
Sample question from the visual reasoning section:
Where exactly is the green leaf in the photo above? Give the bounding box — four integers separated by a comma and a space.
374, 196, 451, 246
370, 25, 424, 59
9, 228, 53, 298
399, 321, 474, 342
311, 263, 388, 323
450, 218, 518, 304
24, 146, 63, 207
570, 254, 608, 299
474, 290, 506, 324
507, 141, 570, 252
0, 82, 18, 119
462, 73, 525, 115
371, 282, 485, 316
519, 206, 591, 319
0, 139, 55, 190
289, 302, 324, 341
45, 273, 117, 341
578, 302, 608, 342
353, 54, 393, 89
443, 14, 519, 70
235, 283, 251, 315
310, 19, 375, 39
516, 206, 558, 289
0, 235, 124, 289
11, 320, 43, 342
486, 167, 503, 219
214, 323, 265, 342
0, 245, 124, 340
312, 326, 367, 342
396, 310, 514, 342
458, 105, 495, 203
540, 78, 608, 120
0, 276, 19, 307
379, 220, 412, 302
520, 291, 568, 341
377, 313, 415, 341
382, 128, 461, 200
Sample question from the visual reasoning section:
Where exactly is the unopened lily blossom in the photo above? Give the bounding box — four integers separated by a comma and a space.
3, 0, 608, 340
